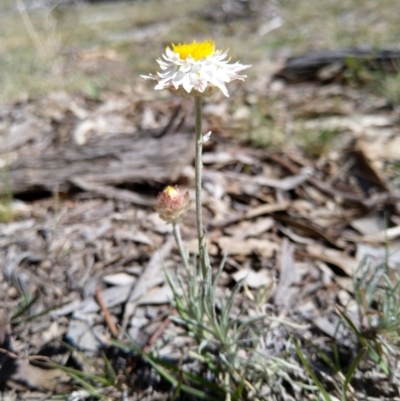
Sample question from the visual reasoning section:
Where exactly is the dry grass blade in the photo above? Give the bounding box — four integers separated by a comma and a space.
120, 237, 174, 336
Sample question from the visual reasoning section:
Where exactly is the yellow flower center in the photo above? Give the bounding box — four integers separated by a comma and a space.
165, 186, 179, 199
172, 40, 215, 61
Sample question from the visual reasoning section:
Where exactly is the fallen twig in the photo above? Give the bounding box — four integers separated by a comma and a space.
95, 287, 119, 338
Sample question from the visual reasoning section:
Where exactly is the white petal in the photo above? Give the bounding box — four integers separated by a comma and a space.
182, 73, 194, 93
194, 77, 208, 93
142, 45, 251, 96
202, 131, 212, 142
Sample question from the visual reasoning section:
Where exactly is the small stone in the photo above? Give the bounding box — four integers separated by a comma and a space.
66, 319, 108, 353
145, 305, 160, 320
130, 316, 148, 328
7, 287, 19, 299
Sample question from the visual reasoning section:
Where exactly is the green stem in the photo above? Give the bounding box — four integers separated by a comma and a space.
194, 95, 207, 278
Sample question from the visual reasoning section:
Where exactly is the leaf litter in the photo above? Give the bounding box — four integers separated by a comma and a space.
1, 76, 400, 400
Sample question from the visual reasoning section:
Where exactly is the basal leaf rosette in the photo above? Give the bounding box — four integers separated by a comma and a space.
155, 186, 191, 224
141, 40, 251, 97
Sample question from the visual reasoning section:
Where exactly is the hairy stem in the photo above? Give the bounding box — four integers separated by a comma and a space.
194, 96, 207, 277
172, 223, 189, 270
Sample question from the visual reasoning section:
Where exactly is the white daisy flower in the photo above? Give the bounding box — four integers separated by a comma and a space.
141, 40, 251, 97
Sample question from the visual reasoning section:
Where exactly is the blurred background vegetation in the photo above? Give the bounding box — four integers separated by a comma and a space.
1, 0, 399, 104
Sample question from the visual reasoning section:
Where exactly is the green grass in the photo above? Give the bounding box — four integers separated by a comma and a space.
294, 339, 367, 401
297, 128, 341, 158
293, 254, 400, 400
343, 257, 400, 377
0, 0, 221, 103
376, 73, 400, 105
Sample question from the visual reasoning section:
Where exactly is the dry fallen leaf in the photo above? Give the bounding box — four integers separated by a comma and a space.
217, 237, 279, 258
0, 351, 69, 391
351, 214, 386, 236
306, 243, 358, 276
232, 268, 273, 289
224, 217, 274, 240
273, 238, 299, 306
356, 242, 400, 269
103, 272, 136, 286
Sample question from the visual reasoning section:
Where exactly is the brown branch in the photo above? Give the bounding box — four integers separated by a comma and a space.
95, 287, 119, 338
143, 313, 172, 353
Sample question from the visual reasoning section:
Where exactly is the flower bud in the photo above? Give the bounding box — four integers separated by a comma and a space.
154, 186, 190, 224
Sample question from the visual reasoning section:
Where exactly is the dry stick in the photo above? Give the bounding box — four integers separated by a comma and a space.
267, 153, 394, 210
95, 286, 119, 338
152, 105, 182, 138
210, 201, 290, 229
142, 313, 172, 353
